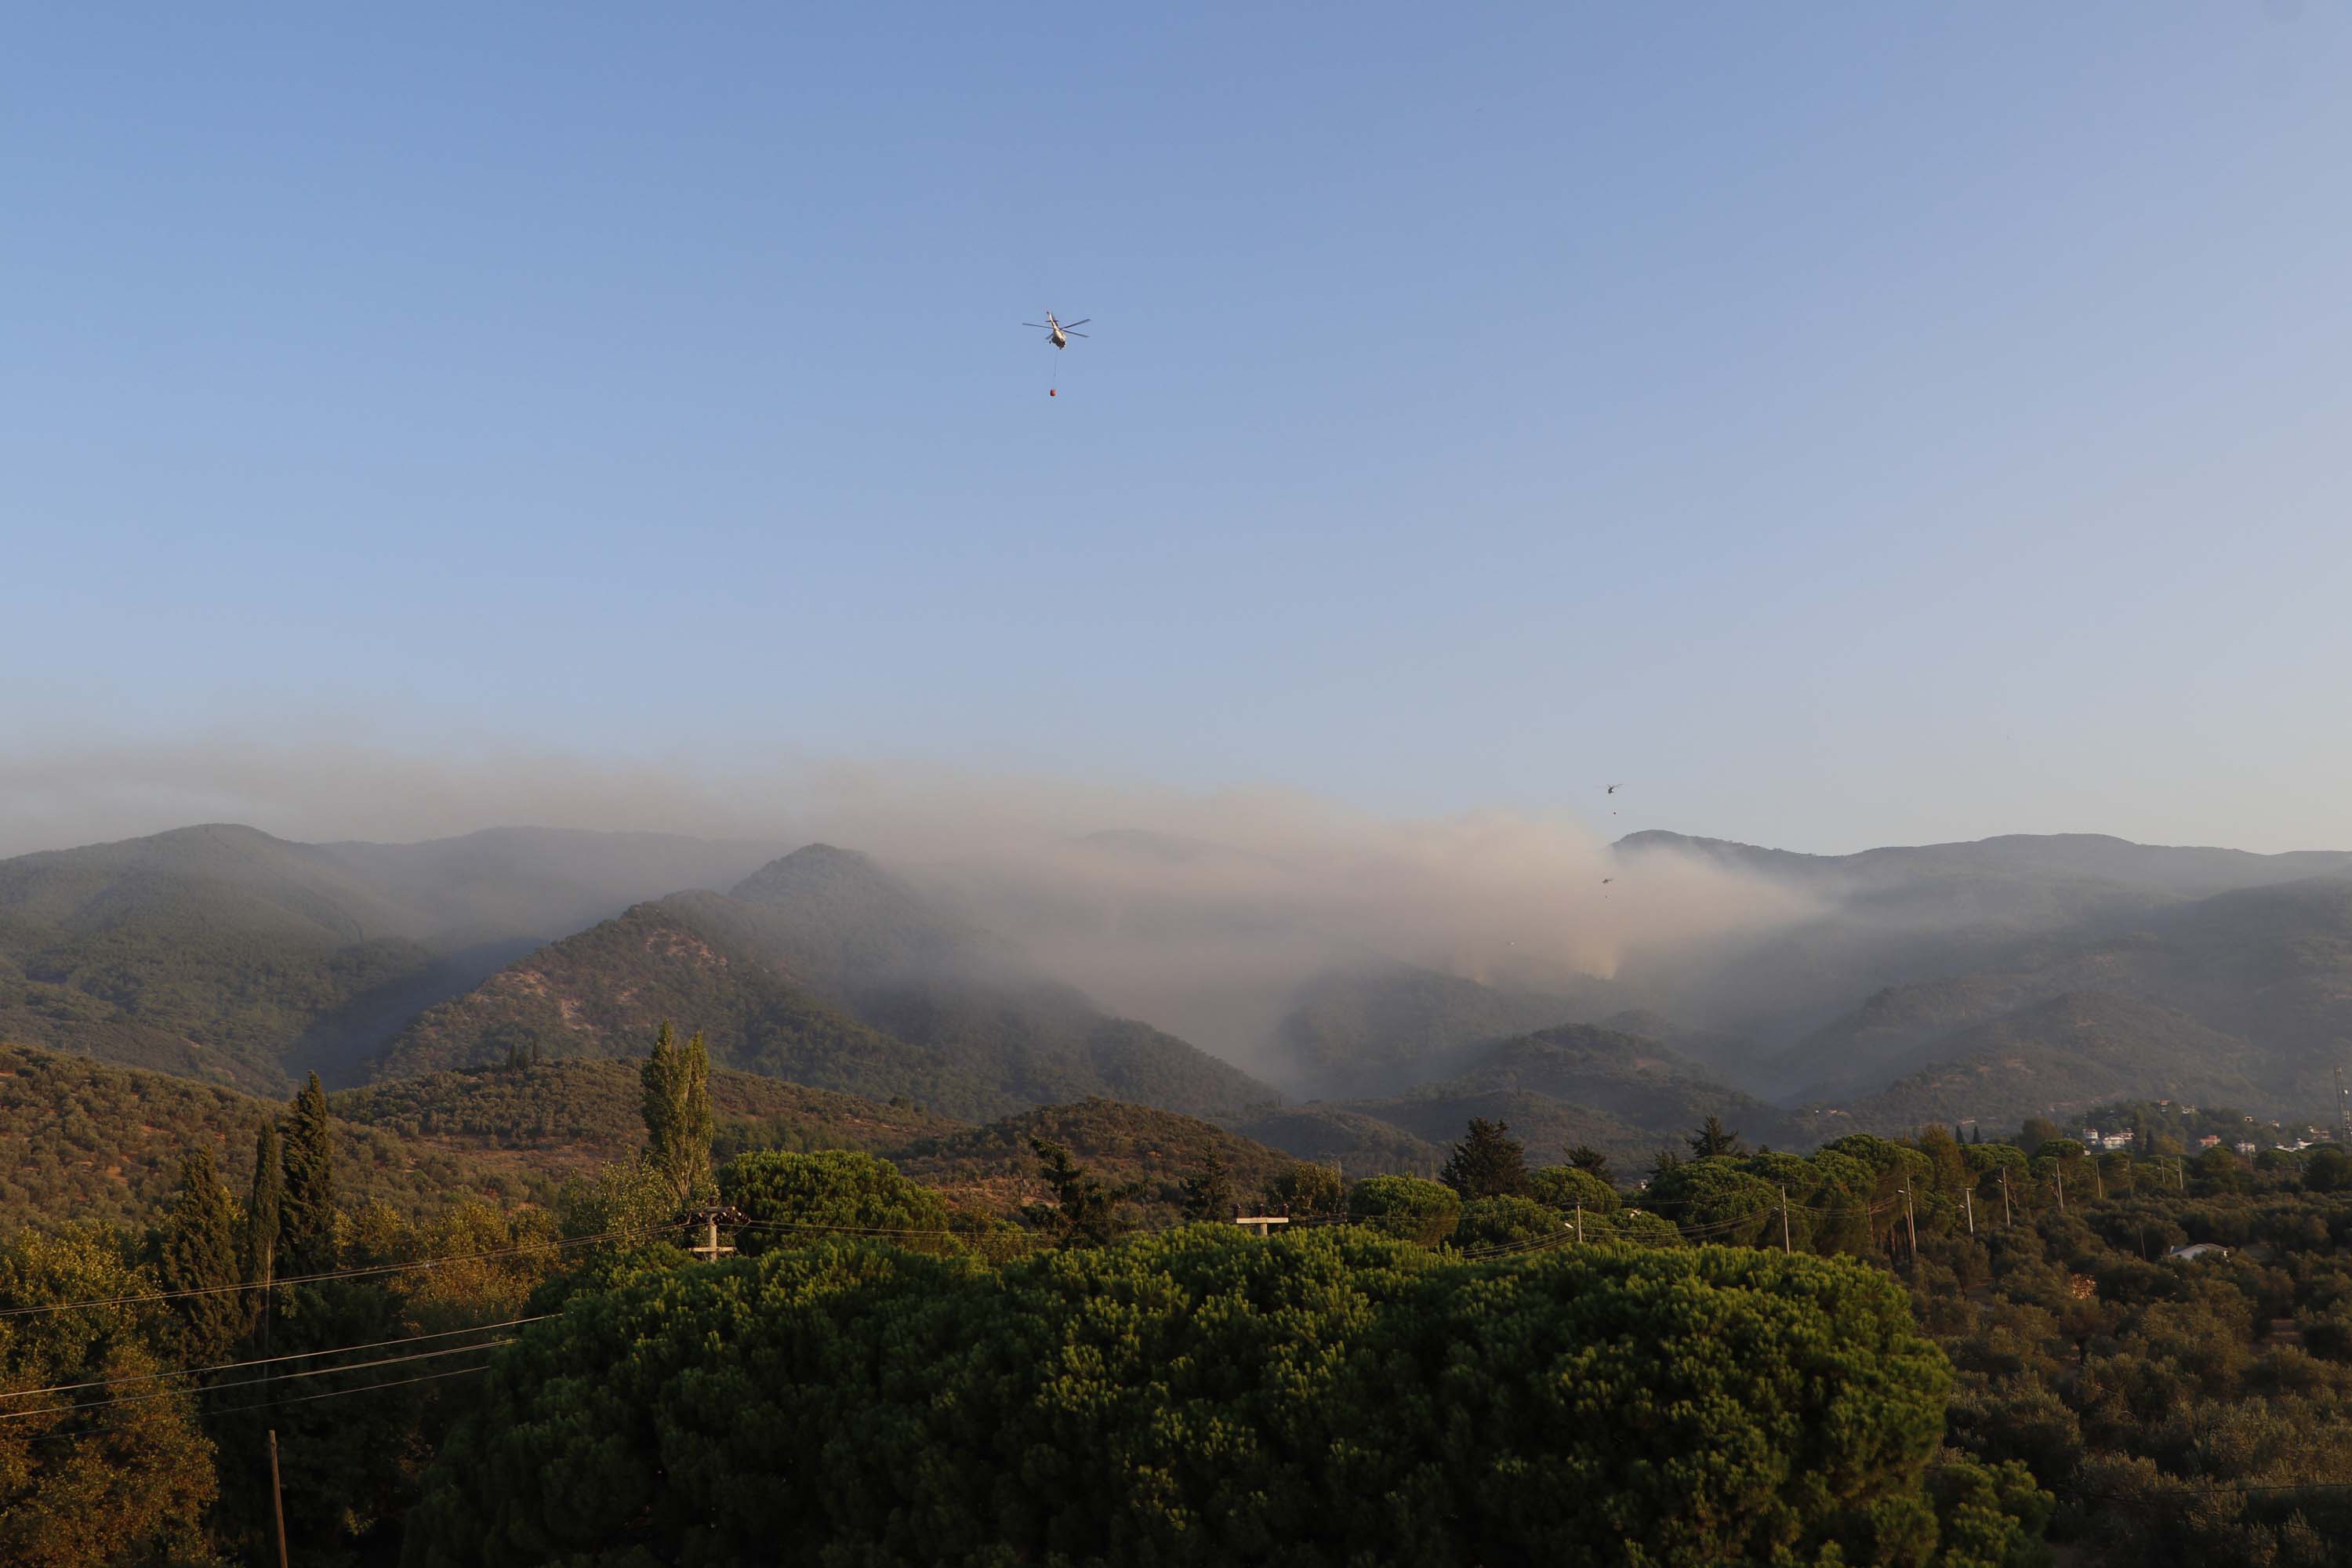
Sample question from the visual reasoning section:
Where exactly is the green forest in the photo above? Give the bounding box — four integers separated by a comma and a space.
15, 1029, 2352, 1564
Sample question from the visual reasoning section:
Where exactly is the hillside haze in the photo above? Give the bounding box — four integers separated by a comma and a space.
0, 823, 779, 1091
6, 818, 2352, 1151
371, 844, 1283, 1124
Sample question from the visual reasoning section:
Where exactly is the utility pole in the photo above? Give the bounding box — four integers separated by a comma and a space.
2094, 1161, 2104, 1203
1573, 1203, 1584, 1245
2001, 1169, 2012, 1227
681, 1204, 747, 1262
1780, 1186, 1792, 1255
267, 1429, 290, 1568
2056, 1166, 2065, 1213
1899, 1186, 1918, 1265
1964, 1189, 1974, 1237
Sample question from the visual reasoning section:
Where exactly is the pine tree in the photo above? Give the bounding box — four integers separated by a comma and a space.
278, 1073, 338, 1276
1179, 1149, 1235, 1222
157, 1142, 244, 1362
1439, 1118, 1531, 1200
1971, 1124, 1982, 1145
1566, 1145, 1615, 1183
641, 1022, 714, 1207
1686, 1115, 1746, 1160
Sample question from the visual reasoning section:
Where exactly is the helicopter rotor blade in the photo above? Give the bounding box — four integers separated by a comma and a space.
1065, 331, 1089, 338
1060, 318, 1091, 327
1022, 323, 1050, 329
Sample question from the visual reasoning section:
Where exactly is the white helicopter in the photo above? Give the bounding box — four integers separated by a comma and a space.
1022, 312, 1091, 349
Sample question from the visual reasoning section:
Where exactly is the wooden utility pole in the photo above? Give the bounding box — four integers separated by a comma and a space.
2056, 1166, 2065, 1213
267, 1429, 290, 1568
1573, 1203, 1584, 1245
1900, 1187, 1918, 1262
2001, 1169, 2013, 1227
1780, 1187, 1792, 1255
1233, 1214, 1290, 1237
2094, 1162, 2104, 1202
1964, 1189, 1974, 1237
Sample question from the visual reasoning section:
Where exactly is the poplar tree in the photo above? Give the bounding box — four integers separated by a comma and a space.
156, 1142, 243, 1363
278, 1073, 338, 1276
641, 1022, 714, 1207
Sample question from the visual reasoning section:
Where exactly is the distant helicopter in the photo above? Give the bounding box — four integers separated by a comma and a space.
1023, 313, 1091, 349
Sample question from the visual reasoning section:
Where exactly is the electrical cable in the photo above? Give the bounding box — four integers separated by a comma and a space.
0, 1314, 551, 1402
0, 1221, 683, 1321
1, 1338, 517, 1423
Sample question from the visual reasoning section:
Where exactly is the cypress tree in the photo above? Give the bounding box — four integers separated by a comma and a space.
158, 1142, 244, 1362
243, 1123, 281, 1287
641, 1022, 714, 1207
278, 1073, 338, 1276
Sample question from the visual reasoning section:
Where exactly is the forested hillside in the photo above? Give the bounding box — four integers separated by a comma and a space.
1268, 959, 1582, 1097
0, 1040, 975, 1228
887, 1098, 1302, 1220
372, 849, 1283, 1124
1816, 993, 2268, 1137
0, 824, 777, 1092
0, 1043, 551, 1225
1305, 1022, 1809, 1172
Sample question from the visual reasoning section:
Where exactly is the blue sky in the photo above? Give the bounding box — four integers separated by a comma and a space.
6, 3, 2349, 853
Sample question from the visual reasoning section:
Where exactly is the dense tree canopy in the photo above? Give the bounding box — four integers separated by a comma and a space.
0, 1228, 219, 1568
719, 1148, 953, 1252
403, 1228, 2013, 1568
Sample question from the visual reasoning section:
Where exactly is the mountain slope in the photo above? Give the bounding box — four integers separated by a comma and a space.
367, 898, 1009, 1113
328, 1058, 961, 1172
370, 873, 1281, 1123
1820, 992, 2268, 1135
0, 823, 780, 1091
1771, 874, 2352, 1111
1307, 1022, 1809, 1173
885, 1099, 1306, 1221
0, 1040, 558, 1228
720, 846, 1281, 1120
1269, 960, 1583, 1098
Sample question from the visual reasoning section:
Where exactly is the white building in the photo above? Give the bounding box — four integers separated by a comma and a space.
2236, 1141, 2259, 1156
2168, 1243, 2231, 1262
2100, 1133, 2132, 1151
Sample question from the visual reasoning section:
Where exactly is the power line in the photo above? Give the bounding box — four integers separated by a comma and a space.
0, 1222, 681, 1321
2, 1339, 517, 1423
22, 1363, 495, 1447
0, 1314, 551, 1402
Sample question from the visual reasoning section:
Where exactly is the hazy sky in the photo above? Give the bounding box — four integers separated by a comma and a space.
7, 4, 2349, 855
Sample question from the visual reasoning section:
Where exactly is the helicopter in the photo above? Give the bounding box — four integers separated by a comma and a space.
1022, 313, 1090, 349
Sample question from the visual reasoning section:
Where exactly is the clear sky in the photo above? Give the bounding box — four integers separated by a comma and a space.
6, 3, 2349, 854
